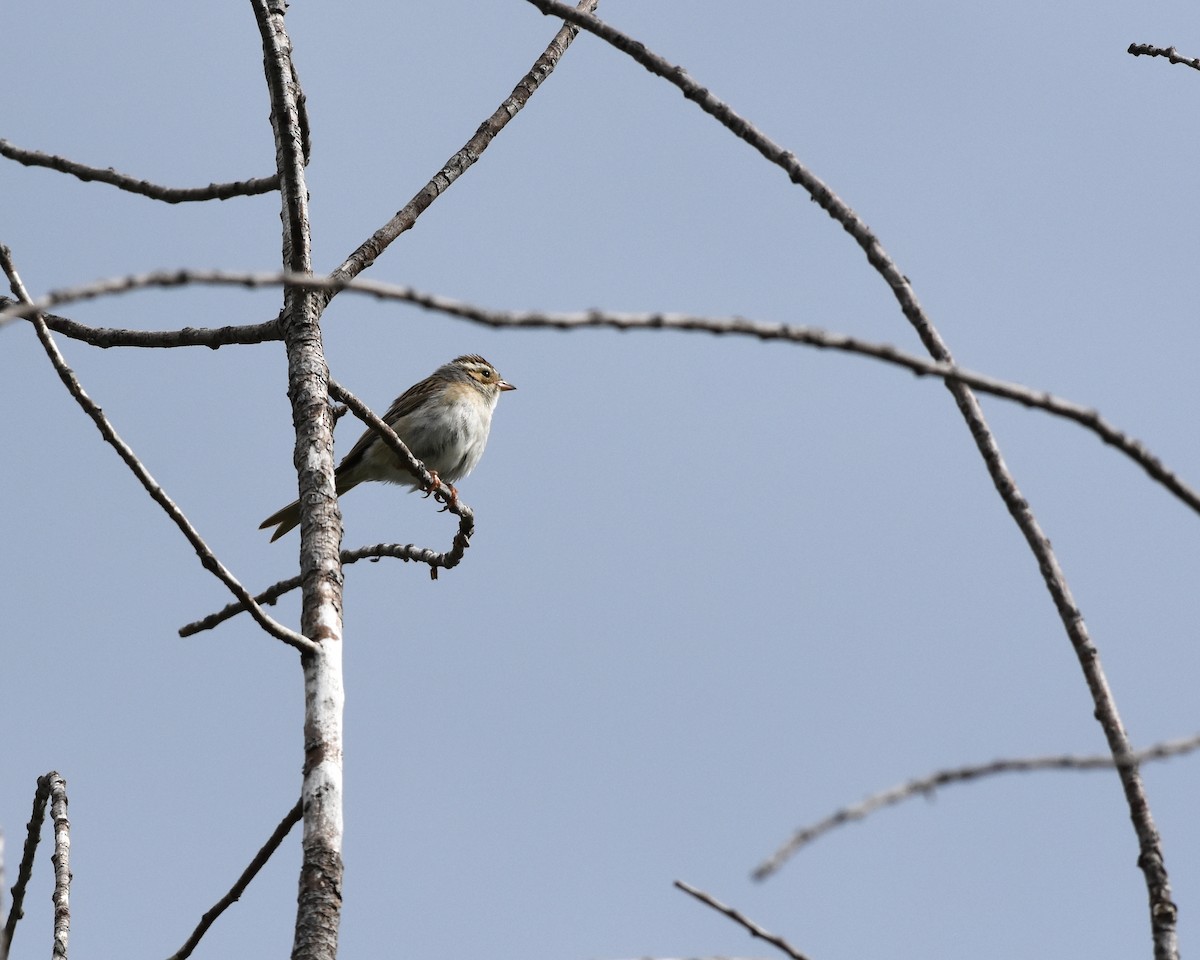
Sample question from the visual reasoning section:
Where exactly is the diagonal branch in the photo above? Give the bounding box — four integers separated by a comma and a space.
0, 247, 314, 653
0, 776, 52, 960
1127, 44, 1200, 72
165, 799, 303, 960
753, 733, 1200, 881
319, 0, 599, 301
673, 881, 812, 960
0, 137, 279, 202
520, 6, 1179, 955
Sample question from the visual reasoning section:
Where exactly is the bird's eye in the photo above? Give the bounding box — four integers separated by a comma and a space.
480, 369, 492, 378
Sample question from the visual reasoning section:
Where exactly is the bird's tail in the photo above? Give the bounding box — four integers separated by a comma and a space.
258, 499, 302, 542
259, 475, 361, 541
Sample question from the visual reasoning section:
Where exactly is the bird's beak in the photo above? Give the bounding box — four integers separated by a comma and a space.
498, 379, 516, 392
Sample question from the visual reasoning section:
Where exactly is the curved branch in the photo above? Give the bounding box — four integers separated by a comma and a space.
0, 138, 278, 202
179, 541, 475, 637
4, 271, 1197, 521
520, 4, 1179, 953
753, 734, 1200, 881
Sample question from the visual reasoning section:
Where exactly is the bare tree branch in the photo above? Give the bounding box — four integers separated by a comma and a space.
520, 6, 1180, 954
0, 137, 279, 202
251, 4, 346, 960
4, 6, 1189, 958
0, 776, 52, 960
5, 271, 1198, 522
180, 540, 478, 637
382, 299, 1200, 519
0, 296, 280, 346
753, 734, 1200, 881
47, 775, 69, 960
673, 882, 812, 960
166, 800, 303, 960
321, 0, 600, 300
1127, 44, 1200, 71
1, 247, 316, 652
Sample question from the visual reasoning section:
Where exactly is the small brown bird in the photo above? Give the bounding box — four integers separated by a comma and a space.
260, 354, 514, 541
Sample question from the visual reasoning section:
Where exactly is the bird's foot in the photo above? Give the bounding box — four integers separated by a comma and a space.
421, 471, 459, 511
421, 470, 441, 498
436, 482, 460, 512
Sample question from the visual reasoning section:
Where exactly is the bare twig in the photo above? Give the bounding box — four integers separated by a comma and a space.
0, 137, 278, 202
5, 271, 1197, 521
1127, 44, 1200, 72
321, 0, 600, 300
673, 882, 812, 960
0, 248, 314, 653
166, 799, 303, 960
754, 734, 1200, 881
47, 775, 69, 960
180, 540, 476, 637
0, 776, 53, 960
0, 295, 281, 346
520, 6, 1179, 954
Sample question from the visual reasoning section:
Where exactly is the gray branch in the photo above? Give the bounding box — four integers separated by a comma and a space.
4, 271, 1197, 522
0, 248, 314, 653
0, 137, 278, 202
754, 734, 1200, 881
520, 5, 1180, 954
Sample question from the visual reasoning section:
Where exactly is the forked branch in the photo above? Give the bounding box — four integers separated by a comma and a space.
0, 247, 314, 653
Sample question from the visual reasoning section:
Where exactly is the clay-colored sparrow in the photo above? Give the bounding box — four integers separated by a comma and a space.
260, 354, 515, 541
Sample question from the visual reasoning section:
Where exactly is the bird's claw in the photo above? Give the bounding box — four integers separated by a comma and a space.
421, 470, 441, 498
436, 483, 460, 513
421, 471, 459, 512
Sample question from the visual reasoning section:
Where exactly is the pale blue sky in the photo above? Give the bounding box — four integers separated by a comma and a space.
4, 3, 1200, 958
